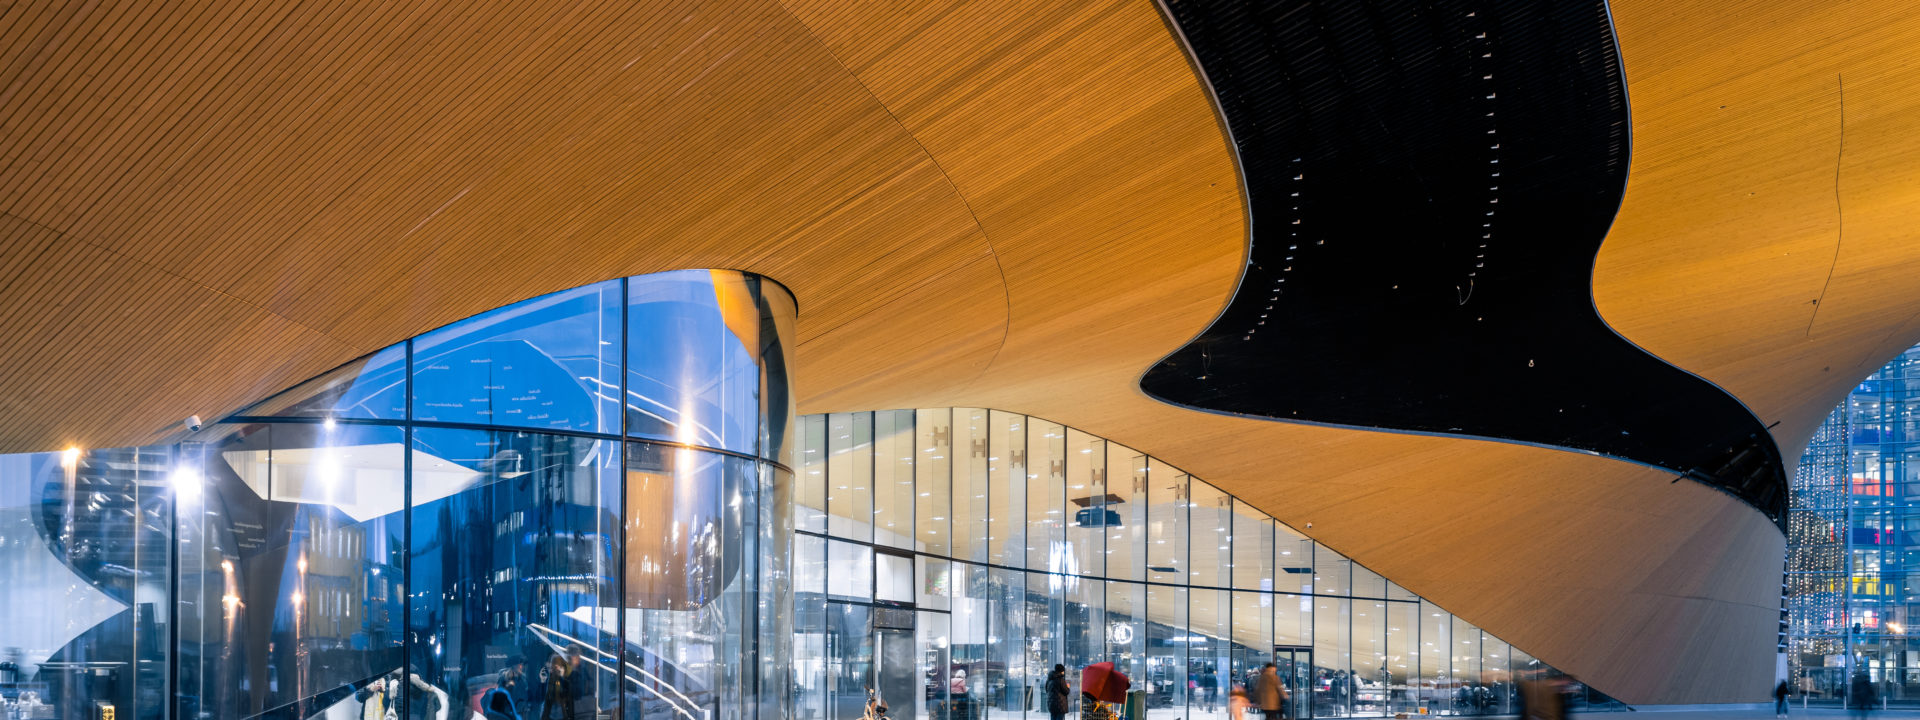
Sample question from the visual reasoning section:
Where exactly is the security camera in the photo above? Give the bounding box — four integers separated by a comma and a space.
185, 415, 203, 433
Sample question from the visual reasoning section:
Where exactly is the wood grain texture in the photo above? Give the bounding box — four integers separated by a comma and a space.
0, 0, 1908, 704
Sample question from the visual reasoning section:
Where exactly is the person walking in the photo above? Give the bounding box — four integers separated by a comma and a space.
1045, 665, 1071, 720
1774, 679, 1791, 718
1200, 665, 1218, 713
1255, 663, 1287, 718
538, 656, 574, 720
1850, 671, 1876, 720
1229, 685, 1250, 720
565, 646, 595, 720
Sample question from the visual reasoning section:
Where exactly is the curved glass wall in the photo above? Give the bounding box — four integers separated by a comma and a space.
0, 269, 794, 720
793, 409, 1622, 720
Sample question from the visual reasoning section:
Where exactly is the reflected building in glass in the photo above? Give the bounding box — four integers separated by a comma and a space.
1787, 343, 1920, 705
0, 270, 1622, 720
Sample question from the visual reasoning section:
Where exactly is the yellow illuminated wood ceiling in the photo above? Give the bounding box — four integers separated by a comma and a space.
1, 0, 1913, 704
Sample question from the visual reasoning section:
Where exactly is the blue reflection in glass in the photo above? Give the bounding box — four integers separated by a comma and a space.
244, 342, 408, 420
412, 281, 621, 433
626, 271, 762, 455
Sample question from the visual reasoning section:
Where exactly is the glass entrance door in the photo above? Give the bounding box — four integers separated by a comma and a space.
827, 602, 875, 720
1276, 647, 1313, 719
876, 606, 918, 720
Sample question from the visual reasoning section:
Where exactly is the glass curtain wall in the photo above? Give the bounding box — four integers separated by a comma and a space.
1787, 343, 1920, 706
169, 269, 791, 720
794, 409, 1617, 719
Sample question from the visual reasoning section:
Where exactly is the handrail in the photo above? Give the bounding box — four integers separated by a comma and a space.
525, 622, 705, 720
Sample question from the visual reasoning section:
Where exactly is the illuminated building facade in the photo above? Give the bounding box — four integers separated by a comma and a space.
1787, 344, 1920, 704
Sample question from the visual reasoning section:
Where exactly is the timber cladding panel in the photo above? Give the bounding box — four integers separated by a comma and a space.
2, 0, 1917, 705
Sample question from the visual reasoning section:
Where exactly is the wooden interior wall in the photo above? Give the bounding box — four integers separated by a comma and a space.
2, 0, 1916, 704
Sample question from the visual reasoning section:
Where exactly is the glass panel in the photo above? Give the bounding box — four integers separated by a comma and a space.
1314, 544, 1351, 597
406, 428, 619, 720
1387, 601, 1421, 714
987, 410, 1027, 568
1480, 632, 1512, 715
1190, 481, 1231, 589
1451, 616, 1481, 715
1146, 585, 1188, 717
797, 415, 827, 534
1107, 442, 1148, 582
876, 553, 913, 603
916, 409, 952, 558
1314, 597, 1352, 718
826, 540, 874, 603
1066, 429, 1106, 579
1065, 576, 1105, 713
413, 281, 620, 433
1277, 593, 1312, 647
242, 342, 408, 420
1189, 588, 1230, 720
626, 270, 764, 456
917, 610, 952, 720
874, 410, 916, 550
918, 556, 952, 611
1418, 602, 1450, 716
194, 422, 407, 719
1107, 582, 1149, 711
1026, 420, 1066, 573
826, 603, 872, 720
1386, 581, 1419, 603
1353, 600, 1388, 716
757, 464, 795, 719
1147, 460, 1188, 586
826, 412, 872, 542
3, 447, 170, 720
1231, 591, 1275, 700
986, 567, 1027, 720
949, 563, 990, 716
953, 409, 990, 564
1352, 564, 1386, 600
622, 444, 759, 720
755, 275, 799, 469
795, 533, 826, 602
1026, 572, 1063, 710
1232, 501, 1274, 591
1275, 524, 1313, 594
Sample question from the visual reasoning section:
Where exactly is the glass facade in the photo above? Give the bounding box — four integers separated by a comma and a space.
793, 410, 1620, 720
0, 270, 795, 720
1787, 343, 1920, 705
0, 271, 1636, 720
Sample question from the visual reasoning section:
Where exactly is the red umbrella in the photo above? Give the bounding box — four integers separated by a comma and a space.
1081, 662, 1131, 704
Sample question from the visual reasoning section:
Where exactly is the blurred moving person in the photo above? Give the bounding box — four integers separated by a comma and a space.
1255, 664, 1287, 718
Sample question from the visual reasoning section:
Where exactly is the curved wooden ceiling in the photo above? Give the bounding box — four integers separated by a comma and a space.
0, 0, 1914, 705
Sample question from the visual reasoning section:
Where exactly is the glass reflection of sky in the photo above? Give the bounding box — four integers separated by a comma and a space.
246, 270, 778, 459
626, 271, 761, 455
413, 281, 621, 434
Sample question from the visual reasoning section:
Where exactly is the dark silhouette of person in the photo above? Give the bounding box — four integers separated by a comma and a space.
1045, 665, 1070, 720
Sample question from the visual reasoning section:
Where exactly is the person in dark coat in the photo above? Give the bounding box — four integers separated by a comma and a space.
1775, 679, 1791, 717
1199, 665, 1219, 713
483, 688, 521, 720
566, 646, 596, 720
539, 656, 574, 720
1850, 672, 1876, 720
1044, 665, 1071, 720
